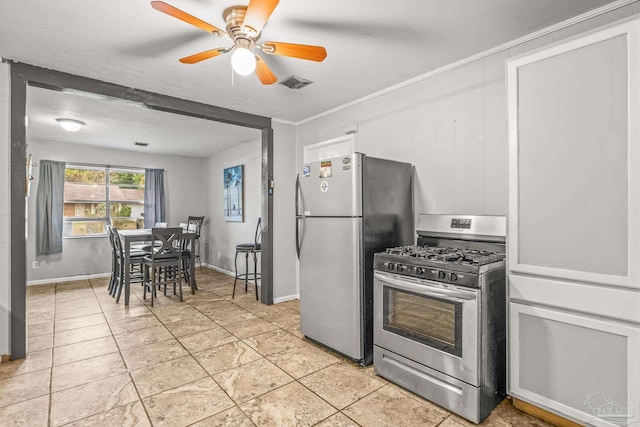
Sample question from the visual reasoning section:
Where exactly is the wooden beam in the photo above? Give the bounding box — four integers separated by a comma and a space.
260, 127, 274, 304
9, 69, 27, 360
10, 62, 271, 130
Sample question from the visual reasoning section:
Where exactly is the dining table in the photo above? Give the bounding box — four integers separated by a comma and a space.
118, 229, 198, 305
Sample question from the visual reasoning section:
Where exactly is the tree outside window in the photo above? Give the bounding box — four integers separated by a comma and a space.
63, 166, 145, 236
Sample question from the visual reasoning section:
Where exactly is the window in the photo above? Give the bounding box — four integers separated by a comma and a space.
63, 165, 145, 237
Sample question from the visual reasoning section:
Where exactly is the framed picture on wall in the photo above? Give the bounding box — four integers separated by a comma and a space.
223, 164, 244, 222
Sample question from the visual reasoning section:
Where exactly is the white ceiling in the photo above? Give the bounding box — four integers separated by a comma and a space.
26, 86, 261, 158
1, 0, 621, 156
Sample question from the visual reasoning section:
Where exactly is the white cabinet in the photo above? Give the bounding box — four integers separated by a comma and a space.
507, 15, 640, 426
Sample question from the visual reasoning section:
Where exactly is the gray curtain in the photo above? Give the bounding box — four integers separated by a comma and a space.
144, 169, 165, 228
36, 160, 66, 255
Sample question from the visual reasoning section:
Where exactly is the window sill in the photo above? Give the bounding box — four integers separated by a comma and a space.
63, 234, 109, 240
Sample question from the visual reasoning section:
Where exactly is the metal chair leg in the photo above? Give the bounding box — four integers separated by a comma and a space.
253, 251, 259, 300
233, 249, 239, 298
151, 266, 156, 307
244, 252, 250, 292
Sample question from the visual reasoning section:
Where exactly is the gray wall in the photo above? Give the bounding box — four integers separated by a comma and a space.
204, 138, 262, 275
27, 140, 207, 282
0, 62, 10, 357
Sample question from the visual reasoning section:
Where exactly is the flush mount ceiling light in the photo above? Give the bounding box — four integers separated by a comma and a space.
56, 118, 85, 132
151, 0, 327, 84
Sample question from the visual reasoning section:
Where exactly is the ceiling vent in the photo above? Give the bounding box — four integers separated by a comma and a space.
133, 141, 149, 147
280, 75, 313, 90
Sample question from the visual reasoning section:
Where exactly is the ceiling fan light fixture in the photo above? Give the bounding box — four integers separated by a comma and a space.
153, 1, 327, 85
231, 45, 256, 76
56, 118, 85, 132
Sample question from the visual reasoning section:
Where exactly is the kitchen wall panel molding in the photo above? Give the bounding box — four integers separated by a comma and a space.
508, 15, 640, 290
507, 15, 640, 427
509, 303, 640, 427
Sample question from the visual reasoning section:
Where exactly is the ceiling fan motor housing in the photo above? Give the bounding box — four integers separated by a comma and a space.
224, 6, 258, 43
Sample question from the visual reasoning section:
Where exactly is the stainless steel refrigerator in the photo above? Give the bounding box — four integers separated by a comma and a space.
296, 153, 413, 365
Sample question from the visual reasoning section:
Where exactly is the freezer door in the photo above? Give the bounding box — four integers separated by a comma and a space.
299, 217, 364, 360
298, 154, 362, 217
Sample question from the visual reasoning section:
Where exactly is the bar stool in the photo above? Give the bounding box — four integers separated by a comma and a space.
233, 218, 261, 300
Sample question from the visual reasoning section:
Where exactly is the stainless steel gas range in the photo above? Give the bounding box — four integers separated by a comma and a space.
373, 214, 506, 424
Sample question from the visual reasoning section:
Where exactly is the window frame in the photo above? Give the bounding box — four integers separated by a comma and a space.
63, 164, 145, 238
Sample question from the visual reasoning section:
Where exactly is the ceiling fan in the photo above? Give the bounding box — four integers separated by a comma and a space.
151, 0, 327, 85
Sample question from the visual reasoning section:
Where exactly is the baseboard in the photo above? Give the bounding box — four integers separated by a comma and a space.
513, 397, 583, 427
26, 264, 233, 286
204, 264, 235, 277
27, 272, 111, 286
205, 264, 295, 303
274, 294, 299, 304
1, 354, 10, 364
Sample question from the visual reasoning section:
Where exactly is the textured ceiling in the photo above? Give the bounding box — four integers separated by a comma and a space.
26, 86, 261, 158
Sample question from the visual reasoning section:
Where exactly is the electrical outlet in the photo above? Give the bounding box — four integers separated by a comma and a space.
32, 261, 39, 269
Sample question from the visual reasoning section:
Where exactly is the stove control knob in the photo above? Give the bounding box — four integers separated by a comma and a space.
450, 272, 458, 281
396, 264, 405, 272
387, 262, 395, 271
438, 270, 446, 280
415, 267, 424, 276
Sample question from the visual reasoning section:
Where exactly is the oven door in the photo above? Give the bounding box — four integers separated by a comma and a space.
374, 271, 479, 385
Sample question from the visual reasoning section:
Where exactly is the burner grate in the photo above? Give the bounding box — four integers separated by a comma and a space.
385, 245, 505, 266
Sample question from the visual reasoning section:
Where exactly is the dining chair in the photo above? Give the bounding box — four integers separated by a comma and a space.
179, 233, 194, 288
187, 216, 204, 268
141, 227, 183, 307
110, 227, 147, 303
107, 225, 118, 294
233, 217, 261, 300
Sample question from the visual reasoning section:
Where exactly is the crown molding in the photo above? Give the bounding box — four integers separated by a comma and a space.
286, 0, 636, 126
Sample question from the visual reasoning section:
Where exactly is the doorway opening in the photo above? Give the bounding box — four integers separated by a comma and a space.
9, 61, 274, 360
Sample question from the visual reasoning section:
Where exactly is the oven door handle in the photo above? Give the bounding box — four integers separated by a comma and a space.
374, 272, 477, 301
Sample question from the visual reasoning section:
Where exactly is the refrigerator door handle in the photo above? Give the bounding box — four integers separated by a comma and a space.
295, 174, 301, 217
295, 174, 304, 258
296, 217, 304, 258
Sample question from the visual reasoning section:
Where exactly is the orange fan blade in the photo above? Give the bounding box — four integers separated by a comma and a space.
262, 42, 327, 62
151, 1, 226, 35
255, 55, 277, 85
179, 48, 227, 64
243, 0, 279, 35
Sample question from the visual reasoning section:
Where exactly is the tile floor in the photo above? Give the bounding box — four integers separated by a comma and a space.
1, 268, 553, 426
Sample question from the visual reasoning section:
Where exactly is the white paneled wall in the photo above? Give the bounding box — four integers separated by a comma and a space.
296, 3, 640, 221
296, 51, 510, 218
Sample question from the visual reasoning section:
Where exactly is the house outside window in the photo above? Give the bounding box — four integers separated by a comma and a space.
63, 165, 145, 237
